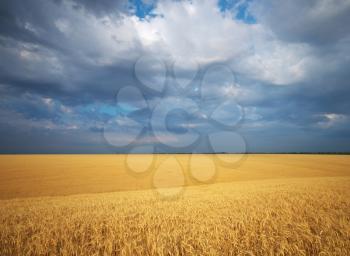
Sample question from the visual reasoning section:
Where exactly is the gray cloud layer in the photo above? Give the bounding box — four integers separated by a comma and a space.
0, 0, 349, 153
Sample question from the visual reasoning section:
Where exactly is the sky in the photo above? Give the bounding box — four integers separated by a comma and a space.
0, 0, 350, 153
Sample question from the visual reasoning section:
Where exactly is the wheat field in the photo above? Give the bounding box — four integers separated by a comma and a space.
0, 154, 350, 255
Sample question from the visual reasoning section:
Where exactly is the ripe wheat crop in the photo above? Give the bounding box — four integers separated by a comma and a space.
0, 155, 349, 255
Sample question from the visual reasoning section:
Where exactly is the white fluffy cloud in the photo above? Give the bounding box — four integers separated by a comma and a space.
105, 0, 324, 85
138, 0, 253, 62
234, 38, 313, 85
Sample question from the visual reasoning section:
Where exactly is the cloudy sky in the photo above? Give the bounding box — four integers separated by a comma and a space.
0, 0, 350, 153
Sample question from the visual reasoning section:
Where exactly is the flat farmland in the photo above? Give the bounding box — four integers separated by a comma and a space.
0, 154, 350, 255
0, 154, 349, 199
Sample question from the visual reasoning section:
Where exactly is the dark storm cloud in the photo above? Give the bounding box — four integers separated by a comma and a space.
69, 0, 129, 16
0, 123, 109, 153
0, 0, 68, 51
0, 93, 60, 121
237, 67, 350, 129
0, 0, 141, 101
0, 0, 139, 106
0, 0, 127, 41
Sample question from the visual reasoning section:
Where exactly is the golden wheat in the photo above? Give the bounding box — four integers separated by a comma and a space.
0, 177, 349, 255
0, 154, 349, 199
0, 155, 349, 255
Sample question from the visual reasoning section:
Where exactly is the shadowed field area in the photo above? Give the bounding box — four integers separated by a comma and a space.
0, 155, 350, 255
